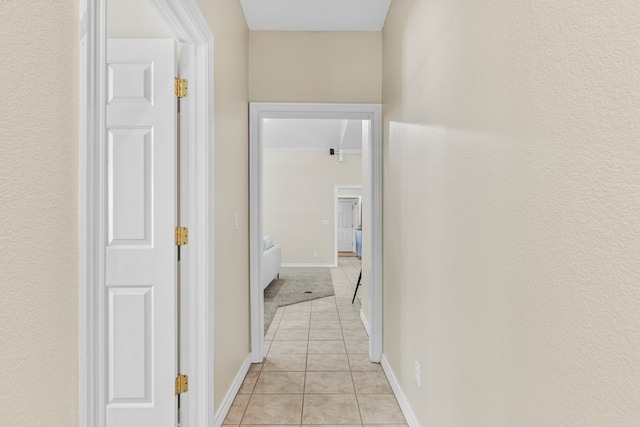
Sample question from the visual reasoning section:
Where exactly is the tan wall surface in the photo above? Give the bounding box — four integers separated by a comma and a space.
196, 0, 251, 413
0, 0, 78, 424
382, 0, 640, 425
249, 31, 381, 103
337, 188, 362, 197
264, 151, 362, 265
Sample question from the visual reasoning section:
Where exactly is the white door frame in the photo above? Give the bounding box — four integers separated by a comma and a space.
334, 186, 362, 259
249, 103, 383, 363
79, 1, 214, 426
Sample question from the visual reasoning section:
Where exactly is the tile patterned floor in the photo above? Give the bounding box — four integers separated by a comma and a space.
224, 257, 407, 427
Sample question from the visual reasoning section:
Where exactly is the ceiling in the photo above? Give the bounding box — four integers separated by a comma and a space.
239, 0, 392, 32
263, 119, 363, 152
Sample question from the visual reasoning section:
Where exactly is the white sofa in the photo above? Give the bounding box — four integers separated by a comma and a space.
262, 235, 281, 290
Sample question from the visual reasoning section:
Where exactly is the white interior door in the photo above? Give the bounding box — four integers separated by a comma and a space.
105, 39, 177, 427
338, 200, 355, 252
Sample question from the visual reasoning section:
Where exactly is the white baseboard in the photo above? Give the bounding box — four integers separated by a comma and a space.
380, 354, 420, 427
281, 263, 335, 268
213, 354, 252, 427
360, 309, 370, 336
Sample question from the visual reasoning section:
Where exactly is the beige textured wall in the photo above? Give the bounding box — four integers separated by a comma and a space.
249, 31, 381, 103
0, 0, 78, 425
382, 0, 640, 425
196, 0, 250, 413
264, 151, 362, 265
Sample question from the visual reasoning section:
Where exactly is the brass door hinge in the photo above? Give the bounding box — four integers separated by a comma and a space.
175, 227, 189, 246
175, 374, 189, 395
174, 77, 188, 98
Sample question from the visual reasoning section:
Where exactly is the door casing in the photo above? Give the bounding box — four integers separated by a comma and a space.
335, 187, 362, 259
333, 196, 362, 256
79, 1, 214, 426
249, 103, 383, 364
337, 199, 356, 252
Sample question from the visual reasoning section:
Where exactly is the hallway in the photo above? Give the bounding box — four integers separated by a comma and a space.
223, 257, 406, 426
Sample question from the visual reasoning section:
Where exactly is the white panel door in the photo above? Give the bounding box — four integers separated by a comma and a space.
105, 39, 177, 427
338, 200, 355, 252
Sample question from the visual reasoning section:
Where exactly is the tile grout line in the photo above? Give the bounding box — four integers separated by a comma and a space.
337, 260, 365, 427
301, 303, 312, 426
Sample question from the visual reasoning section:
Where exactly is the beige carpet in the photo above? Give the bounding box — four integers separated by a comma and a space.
264, 267, 334, 333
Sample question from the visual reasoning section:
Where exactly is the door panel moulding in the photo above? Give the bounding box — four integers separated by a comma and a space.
79, 1, 214, 426
249, 103, 383, 364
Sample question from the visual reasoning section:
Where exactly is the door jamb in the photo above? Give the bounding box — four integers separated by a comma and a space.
249, 103, 383, 364
78, 1, 215, 426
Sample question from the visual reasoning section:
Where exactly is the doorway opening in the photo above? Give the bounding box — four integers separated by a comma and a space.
249, 103, 383, 364
335, 186, 362, 262
337, 198, 359, 255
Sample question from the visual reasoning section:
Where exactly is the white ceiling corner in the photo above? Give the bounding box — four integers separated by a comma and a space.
239, 0, 392, 32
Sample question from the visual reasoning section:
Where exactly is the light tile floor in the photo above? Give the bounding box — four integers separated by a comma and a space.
224, 257, 407, 427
